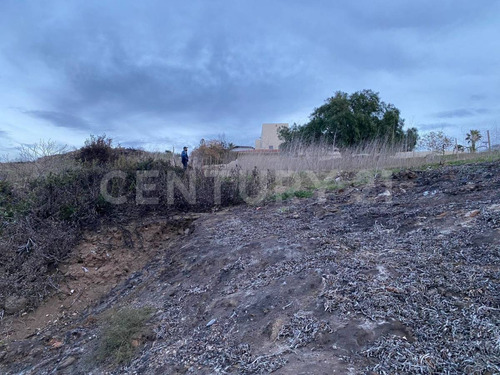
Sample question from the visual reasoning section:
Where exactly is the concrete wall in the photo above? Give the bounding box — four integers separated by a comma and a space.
218, 151, 342, 171
393, 150, 458, 159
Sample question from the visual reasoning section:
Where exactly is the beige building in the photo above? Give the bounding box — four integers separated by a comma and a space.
255, 123, 288, 150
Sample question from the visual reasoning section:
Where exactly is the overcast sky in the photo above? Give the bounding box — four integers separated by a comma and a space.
1, 0, 499, 157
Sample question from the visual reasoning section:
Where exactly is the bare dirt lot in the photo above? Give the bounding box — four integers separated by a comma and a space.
1, 161, 499, 374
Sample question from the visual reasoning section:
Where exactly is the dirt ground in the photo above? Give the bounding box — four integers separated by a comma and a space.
0, 218, 194, 342
1, 161, 499, 374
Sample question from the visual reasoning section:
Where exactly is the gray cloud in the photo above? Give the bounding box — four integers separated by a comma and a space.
433, 108, 490, 119
346, 1, 493, 30
470, 94, 487, 101
21, 110, 93, 130
417, 122, 456, 131
6, 4, 316, 131
0, 0, 499, 154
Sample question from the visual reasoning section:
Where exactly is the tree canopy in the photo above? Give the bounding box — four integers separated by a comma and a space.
280, 89, 418, 150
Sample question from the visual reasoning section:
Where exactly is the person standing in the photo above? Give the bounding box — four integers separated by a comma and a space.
181, 146, 189, 170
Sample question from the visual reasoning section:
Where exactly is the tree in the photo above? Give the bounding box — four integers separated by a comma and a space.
404, 127, 419, 152
279, 89, 417, 149
17, 139, 69, 162
465, 129, 482, 153
191, 138, 233, 166
419, 131, 454, 154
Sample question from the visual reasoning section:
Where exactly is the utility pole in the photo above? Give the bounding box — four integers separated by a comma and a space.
487, 130, 491, 152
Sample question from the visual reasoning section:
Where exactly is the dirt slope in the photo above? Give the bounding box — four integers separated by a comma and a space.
1, 161, 499, 374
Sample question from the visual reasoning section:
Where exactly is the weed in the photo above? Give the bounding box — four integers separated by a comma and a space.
59, 204, 77, 221
293, 190, 314, 198
271, 189, 313, 201
95, 194, 113, 215
95, 307, 154, 365
136, 158, 154, 170
325, 182, 347, 191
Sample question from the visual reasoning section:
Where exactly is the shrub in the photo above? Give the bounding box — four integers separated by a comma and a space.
0, 150, 264, 313
78, 135, 115, 165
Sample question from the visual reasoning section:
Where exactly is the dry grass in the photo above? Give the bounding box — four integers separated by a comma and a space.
95, 307, 154, 365
213, 139, 500, 173
0, 148, 180, 187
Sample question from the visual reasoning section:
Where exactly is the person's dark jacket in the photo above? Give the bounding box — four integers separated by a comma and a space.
181, 150, 189, 164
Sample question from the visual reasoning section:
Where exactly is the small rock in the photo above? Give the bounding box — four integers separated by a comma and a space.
49, 338, 64, 349
487, 204, 500, 212
4, 295, 28, 315
378, 190, 392, 197
406, 171, 417, 179
423, 190, 437, 196
465, 210, 481, 218
270, 318, 284, 341
206, 318, 217, 327
58, 356, 77, 369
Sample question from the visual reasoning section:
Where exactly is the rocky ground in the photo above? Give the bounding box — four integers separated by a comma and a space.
1, 161, 499, 374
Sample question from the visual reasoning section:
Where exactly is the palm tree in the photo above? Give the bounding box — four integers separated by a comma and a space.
466, 130, 482, 153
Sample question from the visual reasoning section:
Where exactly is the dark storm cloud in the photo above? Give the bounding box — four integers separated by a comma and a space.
21, 110, 93, 130
433, 108, 490, 119
2, 1, 320, 127
6, 0, 479, 124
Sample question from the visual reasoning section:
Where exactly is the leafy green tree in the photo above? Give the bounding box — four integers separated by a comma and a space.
404, 127, 419, 152
465, 129, 482, 153
279, 90, 416, 149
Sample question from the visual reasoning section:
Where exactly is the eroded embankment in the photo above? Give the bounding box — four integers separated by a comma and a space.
0, 215, 196, 353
